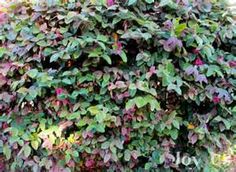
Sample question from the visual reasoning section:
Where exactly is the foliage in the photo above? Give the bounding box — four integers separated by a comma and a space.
0, 0, 235, 171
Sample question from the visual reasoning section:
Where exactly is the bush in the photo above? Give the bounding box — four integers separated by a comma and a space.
0, 0, 235, 171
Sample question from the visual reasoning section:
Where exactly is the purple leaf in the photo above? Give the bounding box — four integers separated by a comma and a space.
117, 91, 129, 100
188, 132, 198, 144
185, 66, 199, 76
206, 85, 217, 95
217, 88, 231, 102
163, 20, 173, 30
0, 62, 12, 76
104, 153, 111, 163
0, 74, 7, 87
160, 37, 183, 52
82, 131, 94, 139
0, 12, 8, 25
195, 74, 208, 84
115, 81, 126, 89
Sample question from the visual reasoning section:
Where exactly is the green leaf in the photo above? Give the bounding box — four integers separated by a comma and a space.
167, 84, 182, 95
68, 112, 80, 120
159, 0, 172, 7
201, 45, 214, 60
145, 0, 154, 4
126, 95, 160, 111
57, 93, 67, 100
23, 145, 31, 157
145, 162, 153, 170
114, 140, 123, 149
142, 32, 152, 40
206, 65, 222, 77
120, 51, 127, 63
222, 119, 231, 130
125, 99, 135, 109
96, 124, 105, 133
50, 52, 64, 62
175, 23, 187, 36
203, 165, 218, 172
95, 112, 107, 123
101, 141, 110, 149
172, 120, 180, 129
124, 150, 131, 161
62, 54, 70, 60
170, 129, 178, 140
145, 95, 160, 111
31, 141, 39, 150
88, 106, 100, 115
65, 153, 71, 163
43, 48, 53, 56
0, 47, 6, 58
128, 0, 137, 6
17, 87, 28, 95
98, 42, 106, 50
72, 150, 79, 157
97, 35, 108, 42
3, 145, 11, 160
62, 78, 73, 85
26, 88, 38, 100
77, 119, 87, 127
135, 97, 147, 108
88, 48, 103, 58
27, 69, 38, 79
166, 62, 175, 75
102, 54, 112, 65
65, 12, 77, 24
37, 40, 48, 47
36, 33, 45, 40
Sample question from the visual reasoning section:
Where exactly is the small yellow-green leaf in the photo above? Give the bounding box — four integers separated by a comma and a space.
3, 145, 11, 160
88, 106, 100, 115
24, 145, 31, 157
31, 141, 39, 150
27, 69, 38, 79
120, 51, 127, 63
17, 87, 28, 95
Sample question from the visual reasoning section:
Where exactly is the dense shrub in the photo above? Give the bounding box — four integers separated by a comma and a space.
0, 0, 236, 171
